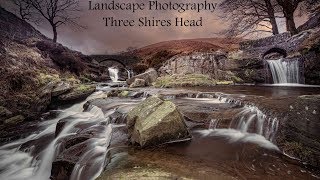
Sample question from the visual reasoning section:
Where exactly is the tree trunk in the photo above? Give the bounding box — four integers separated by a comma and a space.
52, 25, 57, 43
276, 0, 299, 35
264, 0, 279, 35
285, 13, 298, 35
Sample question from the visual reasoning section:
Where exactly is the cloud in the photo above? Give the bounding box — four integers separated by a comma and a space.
34, 0, 224, 54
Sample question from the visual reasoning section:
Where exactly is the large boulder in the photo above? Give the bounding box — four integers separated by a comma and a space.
57, 84, 96, 102
129, 78, 146, 88
126, 96, 191, 147
127, 68, 158, 86
52, 82, 72, 97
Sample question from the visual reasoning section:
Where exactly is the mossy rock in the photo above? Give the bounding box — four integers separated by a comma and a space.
153, 74, 216, 88
119, 90, 130, 97
57, 84, 96, 102
126, 96, 191, 147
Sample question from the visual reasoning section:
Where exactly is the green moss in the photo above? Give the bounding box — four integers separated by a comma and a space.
79, 75, 92, 83
119, 90, 130, 97
61, 75, 81, 85
153, 74, 216, 88
37, 73, 60, 86
231, 75, 244, 83
74, 84, 95, 92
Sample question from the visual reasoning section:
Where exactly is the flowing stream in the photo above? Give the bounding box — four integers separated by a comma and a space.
0, 90, 139, 180
0, 86, 319, 179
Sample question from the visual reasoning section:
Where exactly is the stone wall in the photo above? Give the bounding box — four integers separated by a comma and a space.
241, 31, 312, 59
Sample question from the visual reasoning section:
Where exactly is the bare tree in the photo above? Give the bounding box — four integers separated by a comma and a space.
12, 0, 32, 20
275, 0, 301, 34
13, 0, 82, 42
219, 0, 282, 37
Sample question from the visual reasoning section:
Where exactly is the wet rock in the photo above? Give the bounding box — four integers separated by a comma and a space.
40, 110, 63, 120
57, 84, 95, 102
51, 159, 76, 180
126, 96, 191, 147
4, 115, 24, 125
127, 68, 158, 86
129, 78, 146, 88
52, 82, 72, 97
19, 133, 54, 156
277, 95, 320, 167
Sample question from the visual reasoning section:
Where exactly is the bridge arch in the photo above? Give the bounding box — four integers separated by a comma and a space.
263, 47, 287, 59
97, 58, 127, 68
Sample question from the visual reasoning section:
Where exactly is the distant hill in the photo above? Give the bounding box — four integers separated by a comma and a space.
124, 37, 242, 72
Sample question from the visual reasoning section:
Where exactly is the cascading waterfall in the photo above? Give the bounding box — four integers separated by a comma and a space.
267, 58, 300, 84
228, 106, 279, 142
0, 91, 140, 180
108, 67, 119, 82
197, 94, 280, 151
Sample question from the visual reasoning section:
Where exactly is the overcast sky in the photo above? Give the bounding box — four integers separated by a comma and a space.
0, 0, 307, 55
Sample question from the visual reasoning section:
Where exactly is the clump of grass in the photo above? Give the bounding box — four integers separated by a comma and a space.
153, 74, 216, 88
37, 73, 60, 86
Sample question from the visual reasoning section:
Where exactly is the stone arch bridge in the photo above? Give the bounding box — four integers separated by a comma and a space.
239, 31, 310, 59
90, 55, 139, 69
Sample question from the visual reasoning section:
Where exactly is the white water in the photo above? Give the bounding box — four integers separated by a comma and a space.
196, 95, 280, 151
0, 91, 118, 180
267, 58, 300, 84
108, 67, 119, 82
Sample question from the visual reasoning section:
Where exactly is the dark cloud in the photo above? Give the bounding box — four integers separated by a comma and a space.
5, 0, 225, 54
1, 0, 306, 55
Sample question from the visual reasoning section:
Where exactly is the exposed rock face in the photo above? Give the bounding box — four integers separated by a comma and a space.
129, 78, 146, 88
126, 97, 191, 147
277, 95, 320, 167
159, 52, 264, 83
127, 68, 158, 86
56, 85, 96, 102
52, 82, 72, 97
298, 13, 320, 32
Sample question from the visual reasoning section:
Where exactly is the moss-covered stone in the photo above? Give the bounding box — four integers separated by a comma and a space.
153, 74, 216, 88
119, 90, 130, 97
126, 96, 191, 147
57, 84, 96, 102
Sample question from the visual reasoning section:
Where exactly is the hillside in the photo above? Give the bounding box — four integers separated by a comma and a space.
125, 37, 242, 72
0, 6, 98, 141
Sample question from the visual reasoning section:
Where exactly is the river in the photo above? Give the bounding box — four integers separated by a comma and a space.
0, 84, 319, 179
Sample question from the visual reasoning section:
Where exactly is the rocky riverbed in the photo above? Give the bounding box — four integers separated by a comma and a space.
1, 83, 319, 180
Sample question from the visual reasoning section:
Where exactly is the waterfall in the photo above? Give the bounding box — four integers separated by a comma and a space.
266, 58, 300, 84
0, 91, 139, 180
108, 67, 119, 82
196, 95, 280, 151
229, 106, 279, 142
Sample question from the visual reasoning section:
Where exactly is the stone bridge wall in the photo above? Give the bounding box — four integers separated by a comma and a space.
240, 32, 291, 50
90, 54, 139, 68
240, 31, 312, 58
